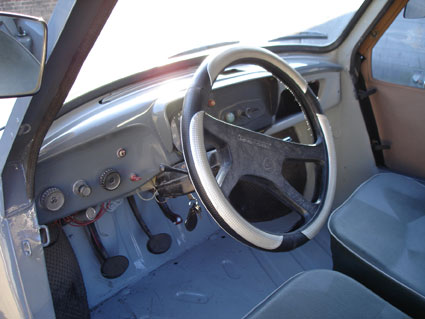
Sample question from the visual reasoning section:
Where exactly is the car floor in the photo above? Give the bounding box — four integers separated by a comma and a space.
89, 215, 332, 319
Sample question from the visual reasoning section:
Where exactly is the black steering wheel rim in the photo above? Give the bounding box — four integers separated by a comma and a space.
181, 46, 336, 252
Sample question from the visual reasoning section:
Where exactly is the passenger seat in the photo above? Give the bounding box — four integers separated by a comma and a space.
328, 173, 425, 317
243, 269, 407, 318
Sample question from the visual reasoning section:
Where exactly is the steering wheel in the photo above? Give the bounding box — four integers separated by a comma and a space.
181, 46, 336, 252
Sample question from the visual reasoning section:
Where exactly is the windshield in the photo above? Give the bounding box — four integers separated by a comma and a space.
67, 0, 364, 102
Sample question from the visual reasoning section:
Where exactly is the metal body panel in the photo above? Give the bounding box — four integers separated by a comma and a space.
0, 0, 117, 318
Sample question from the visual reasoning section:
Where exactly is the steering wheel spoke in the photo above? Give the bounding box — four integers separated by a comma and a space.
272, 176, 317, 221
217, 166, 241, 198
202, 103, 321, 222
277, 138, 326, 163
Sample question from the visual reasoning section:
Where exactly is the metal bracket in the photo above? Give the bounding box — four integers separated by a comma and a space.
357, 87, 377, 100
372, 140, 391, 151
39, 225, 50, 248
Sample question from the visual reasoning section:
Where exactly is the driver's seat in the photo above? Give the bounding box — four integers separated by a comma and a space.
243, 269, 407, 318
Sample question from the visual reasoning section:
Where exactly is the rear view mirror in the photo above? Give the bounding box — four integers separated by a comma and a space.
404, 0, 425, 19
0, 12, 47, 98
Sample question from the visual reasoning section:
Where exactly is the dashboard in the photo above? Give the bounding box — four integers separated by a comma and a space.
35, 56, 342, 225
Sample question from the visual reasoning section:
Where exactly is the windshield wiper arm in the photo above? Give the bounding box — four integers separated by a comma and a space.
269, 31, 328, 43
169, 41, 239, 59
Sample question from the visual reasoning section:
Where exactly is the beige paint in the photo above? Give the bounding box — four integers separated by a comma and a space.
363, 53, 425, 179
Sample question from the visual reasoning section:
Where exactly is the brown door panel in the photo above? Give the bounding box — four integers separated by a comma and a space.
363, 60, 425, 178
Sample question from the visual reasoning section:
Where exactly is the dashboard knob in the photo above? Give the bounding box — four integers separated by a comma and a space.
100, 168, 121, 191
73, 180, 92, 197
224, 112, 236, 123
40, 187, 65, 212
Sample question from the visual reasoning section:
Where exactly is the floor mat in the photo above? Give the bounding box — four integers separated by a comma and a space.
91, 227, 331, 319
44, 224, 90, 319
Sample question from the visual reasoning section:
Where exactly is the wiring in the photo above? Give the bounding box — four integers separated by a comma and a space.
64, 201, 111, 227
136, 189, 157, 201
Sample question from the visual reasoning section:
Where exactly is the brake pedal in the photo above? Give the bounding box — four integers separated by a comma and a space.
127, 196, 172, 254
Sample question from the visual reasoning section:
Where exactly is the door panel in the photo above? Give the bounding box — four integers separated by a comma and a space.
361, 9, 425, 178
363, 65, 425, 177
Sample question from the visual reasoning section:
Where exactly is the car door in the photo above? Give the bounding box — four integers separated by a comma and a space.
359, 5, 425, 178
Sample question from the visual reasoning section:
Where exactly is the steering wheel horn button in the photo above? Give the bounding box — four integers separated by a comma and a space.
262, 157, 275, 173
100, 168, 121, 191
40, 187, 65, 212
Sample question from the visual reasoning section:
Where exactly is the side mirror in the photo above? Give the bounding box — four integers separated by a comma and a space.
404, 0, 425, 19
0, 12, 47, 98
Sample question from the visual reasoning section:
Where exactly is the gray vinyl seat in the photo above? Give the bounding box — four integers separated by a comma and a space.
328, 173, 425, 318
244, 269, 406, 318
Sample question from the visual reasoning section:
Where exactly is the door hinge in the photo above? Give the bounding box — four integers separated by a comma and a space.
357, 87, 377, 100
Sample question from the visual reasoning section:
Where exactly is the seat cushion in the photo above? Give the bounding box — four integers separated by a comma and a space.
243, 269, 406, 319
328, 173, 425, 317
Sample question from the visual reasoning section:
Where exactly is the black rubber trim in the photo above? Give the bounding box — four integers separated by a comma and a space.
353, 54, 385, 166
181, 52, 329, 252
348, 0, 397, 167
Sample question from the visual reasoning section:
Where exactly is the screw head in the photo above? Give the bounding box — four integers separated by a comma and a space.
117, 148, 127, 158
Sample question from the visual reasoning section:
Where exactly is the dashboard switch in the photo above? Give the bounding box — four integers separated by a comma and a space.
100, 168, 121, 191
40, 187, 65, 212
73, 180, 92, 197
130, 173, 142, 182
